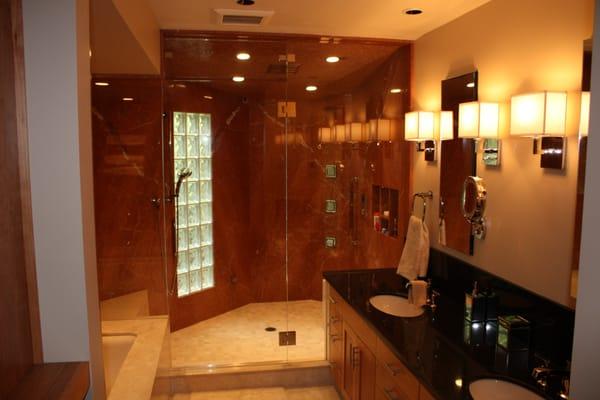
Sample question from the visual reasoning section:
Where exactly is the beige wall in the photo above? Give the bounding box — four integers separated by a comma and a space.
22, 0, 104, 397
412, 0, 594, 306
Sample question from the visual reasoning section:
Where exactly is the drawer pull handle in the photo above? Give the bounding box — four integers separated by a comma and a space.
352, 346, 361, 369
330, 316, 340, 323
330, 334, 341, 342
385, 362, 403, 377
383, 388, 400, 400
328, 296, 337, 304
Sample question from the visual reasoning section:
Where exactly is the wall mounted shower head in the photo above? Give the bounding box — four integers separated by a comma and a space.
175, 168, 193, 198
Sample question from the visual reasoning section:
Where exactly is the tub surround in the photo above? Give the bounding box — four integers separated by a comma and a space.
102, 317, 168, 400
323, 249, 575, 399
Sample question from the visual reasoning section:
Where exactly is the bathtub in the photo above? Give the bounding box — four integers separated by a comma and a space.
102, 334, 136, 396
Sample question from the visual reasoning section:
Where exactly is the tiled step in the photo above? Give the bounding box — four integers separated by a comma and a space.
169, 386, 340, 400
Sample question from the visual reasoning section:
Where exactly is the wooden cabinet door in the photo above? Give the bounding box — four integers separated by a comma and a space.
328, 297, 344, 389
343, 322, 376, 400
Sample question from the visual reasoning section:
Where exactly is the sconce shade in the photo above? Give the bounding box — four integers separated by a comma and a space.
376, 119, 392, 141
346, 122, 365, 142
580, 91, 590, 137
404, 111, 434, 141
334, 124, 346, 143
318, 127, 332, 143
458, 102, 499, 139
510, 91, 567, 137
439, 111, 454, 141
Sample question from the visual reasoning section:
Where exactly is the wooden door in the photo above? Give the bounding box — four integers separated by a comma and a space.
343, 322, 376, 400
0, 0, 42, 396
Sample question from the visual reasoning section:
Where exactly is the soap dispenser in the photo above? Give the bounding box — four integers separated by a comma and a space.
465, 281, 486, 322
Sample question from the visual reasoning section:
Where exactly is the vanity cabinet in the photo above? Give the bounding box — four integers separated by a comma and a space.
326, 284, 435, 400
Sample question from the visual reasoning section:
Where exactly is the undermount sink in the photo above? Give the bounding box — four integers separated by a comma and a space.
368, 295, 424, 318
469, 379, 545, 400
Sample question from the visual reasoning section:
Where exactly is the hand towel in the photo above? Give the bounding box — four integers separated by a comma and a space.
408, 280, 428, 307
397, 215, 430, 280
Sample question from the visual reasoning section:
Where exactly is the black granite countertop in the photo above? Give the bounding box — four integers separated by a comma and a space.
324, 268, 560, 400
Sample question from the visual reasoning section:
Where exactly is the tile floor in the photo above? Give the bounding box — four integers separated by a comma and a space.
170, 386, 340, 400
170, 300, 325, 367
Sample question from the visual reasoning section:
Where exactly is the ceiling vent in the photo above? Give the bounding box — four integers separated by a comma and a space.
214, 9, 274, 26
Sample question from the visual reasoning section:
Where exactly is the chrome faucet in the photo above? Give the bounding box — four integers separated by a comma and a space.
532, 361, 570, 398
405, 279, 439, 311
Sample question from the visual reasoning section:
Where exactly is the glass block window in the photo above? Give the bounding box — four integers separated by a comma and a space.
173, 112, 214, 297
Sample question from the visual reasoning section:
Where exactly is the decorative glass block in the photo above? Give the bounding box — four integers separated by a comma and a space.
325, 199, 337, 213
188, 248, 200, 270
174, 112, 214, 297
174, 136, 186, 159
188, 226, 200, 249
187, 182, 199, 204
187, 136, 199, 157
199, 158, 211, 179
175, 159, 186, 179
177, 206, 187, 227
325, 236, 337, 248
200, 181, 212, 202
200, 224, 212, 245
187, 114, 199, 134
188, 204, 200, 226
200, 115, 211, 136
201, 267, 214, 289
200, 203, 212, 223
189, 270, 201, 291
177, 253, 188, 274
201, 245, 213, 267
177, 273, 189, 296
186, 159, 199, 181
200, 136, 211, 157
177, 228, 188, 251
174, 113, 186, 135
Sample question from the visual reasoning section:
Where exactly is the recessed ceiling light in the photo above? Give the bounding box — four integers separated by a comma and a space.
325, 56, 340, 63
236, 52, 251, 61
232, 76, 245, 83
390, 88, 402, 94
305, 85, 318, 92
94, 82, 109, 87
404, 8, 423, 15
466, 82, 475, 88
122, 97, 134, 101
204, 95, 213, 100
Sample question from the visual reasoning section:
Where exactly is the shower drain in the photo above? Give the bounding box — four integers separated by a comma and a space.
265, 327, 277, 332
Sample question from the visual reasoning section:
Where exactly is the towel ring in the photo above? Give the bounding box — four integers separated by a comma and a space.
412, 191, 433, 222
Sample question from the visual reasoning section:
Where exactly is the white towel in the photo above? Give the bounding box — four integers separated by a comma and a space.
397, 215, 430, 280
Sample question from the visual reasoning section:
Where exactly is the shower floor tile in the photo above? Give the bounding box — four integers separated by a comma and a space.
170, 300, 325, 367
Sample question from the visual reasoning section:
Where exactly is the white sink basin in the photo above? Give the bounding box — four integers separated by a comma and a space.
469, 379, 545, 400
369, 295, 424, 318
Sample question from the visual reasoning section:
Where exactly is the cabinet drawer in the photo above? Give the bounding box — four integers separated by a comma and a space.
375, 339, 419, 400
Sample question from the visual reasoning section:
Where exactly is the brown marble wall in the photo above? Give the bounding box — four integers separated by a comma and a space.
92, 77, 168, 316
164, 83, 257, 331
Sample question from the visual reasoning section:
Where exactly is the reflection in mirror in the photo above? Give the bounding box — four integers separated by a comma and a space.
571, 38, 592, 299
440, 72, 478, 255
461, 176, 487, 239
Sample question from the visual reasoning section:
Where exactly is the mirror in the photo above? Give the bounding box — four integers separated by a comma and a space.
571, 38, 592, 299
439, 71, 478, 255
461, 176, 487, 239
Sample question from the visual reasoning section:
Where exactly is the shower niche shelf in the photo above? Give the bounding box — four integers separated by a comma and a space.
372, 185, 399, 238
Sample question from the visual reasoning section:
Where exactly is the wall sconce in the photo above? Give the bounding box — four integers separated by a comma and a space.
439, 111, 454, 141
405, 111, 435, 161
510, 91, 567, 169
580, 91, 590, 138
458, 101, 500, 166
334, 124, 346, 143
318, 127, 333, 143
346, 122, 366, 145
368, 118, 392, 144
